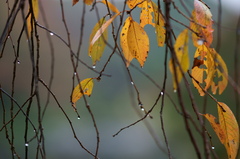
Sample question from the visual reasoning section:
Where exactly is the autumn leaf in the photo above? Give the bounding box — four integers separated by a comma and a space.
73, 0, 93, 6
191, 45, 228, 96
71, 78, 94, 107
120, 17, 149, 67
190, 0, 213, 47
27, 0, 39, 37
88, 17, 108, 66
151, 1, 165, 46
101, 0, 120, 14
72, 0, 79, 5
90, 13, 120, 46
202, 102, 239, 159
169, 29, 189, 90
139, 1, 155, 28
127, 0, 144, 9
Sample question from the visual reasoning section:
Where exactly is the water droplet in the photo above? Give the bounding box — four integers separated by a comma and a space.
130, 81, 134, 85
92, 65, 96, 69
25, 143, 29, 147
211, 146, 215, 150
141, 108, 145, 111
8, 36, 10, 39
50, 32, 54, 36
173, 89, 177, 93
197, 39, 204, 45
17, 60, 20, 64
74, 72, 77, 76
160, 91, 164, 95
77, 117, 81, 120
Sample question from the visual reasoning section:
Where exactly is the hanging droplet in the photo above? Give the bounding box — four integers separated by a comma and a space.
8, 36, 10, 39
50, 32, 54, 36
130, 81, 134, 85
160, 91, 164, 95
211, 146, 215, 150
92, 65, 96, 69
197, 39, 204, 45
17, 60, 20, 64
77, 117, 81, 120
25, 143, 29, 147
74, 72, 77, 76
141, 108, 145, 111
173, 89, 177, 93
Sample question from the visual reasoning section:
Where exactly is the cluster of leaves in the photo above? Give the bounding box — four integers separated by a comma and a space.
69, 0, 239, 158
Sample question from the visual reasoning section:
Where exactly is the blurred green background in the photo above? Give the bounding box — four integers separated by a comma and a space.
0, 0, 240, 159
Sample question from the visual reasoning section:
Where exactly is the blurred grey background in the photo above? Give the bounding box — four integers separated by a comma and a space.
0, 0, 240, 158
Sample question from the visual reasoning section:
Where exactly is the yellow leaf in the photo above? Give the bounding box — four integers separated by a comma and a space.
127, 0, 144, 9
71, 78, 94, 107
209, 48, 228, 95
190, 0, 213, 47
72, 0, 93, 5
90, 13, 120, 46
120, 17, 149, 67
203, 102, 239, 159
191, 45, 228, 96
101, 0, 120, 14
139, 1, 155, 28
120, 17, 133, 67
88, 18, 108, 66
27, 0, 39, 37
169, 29, 189, 90
151, 1, 165, 46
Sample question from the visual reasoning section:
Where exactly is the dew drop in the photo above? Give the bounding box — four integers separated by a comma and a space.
8, 36, 10, 39
211, 146, 215, 150
25, 143, 29, 147
74, 72, 77, 76
141, 108, 145, 111
197, 39, 204, 45
50, 32, 54, 36
77, 117, 81, 120
160, 91, 164, 95
17, 60, 20, 64
92, 65, 96, 69
130, 81, 134, 85
173, 89, 177, 93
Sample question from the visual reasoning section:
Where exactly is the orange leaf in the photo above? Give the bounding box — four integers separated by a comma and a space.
190, 0, 213, 47
90, 13, 120, 46
203, 102, 239, 159
101, 0, 120, 14
169, 29, 189, 90
139, 1, 155, 28
72, 0, 79, 5
27, 0, 39, 38
71, 78, 94, 107
151, 1, 165, 46
120, 17, 149, 67
84, 0, 94, 5
191, 45, 228, 96
88, 17, 108, 66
